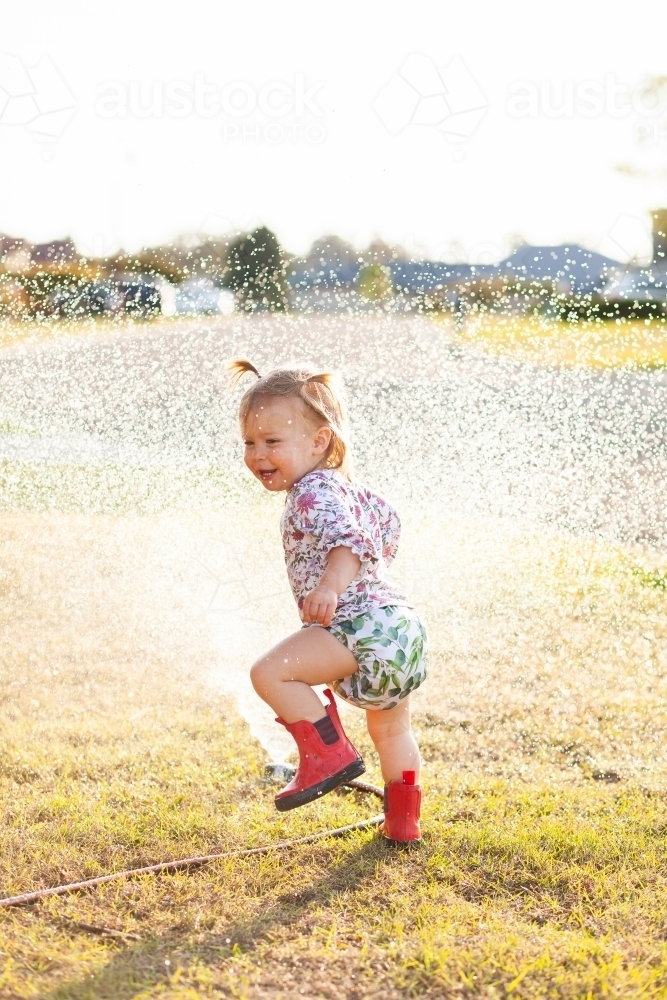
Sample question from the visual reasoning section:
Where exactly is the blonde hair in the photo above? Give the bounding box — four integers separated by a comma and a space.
227, 358, 352, 479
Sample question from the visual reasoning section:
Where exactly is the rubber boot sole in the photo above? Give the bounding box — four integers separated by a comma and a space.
378, 822, 422, 848
383, 835, 423, 848
275, 757, 366, 812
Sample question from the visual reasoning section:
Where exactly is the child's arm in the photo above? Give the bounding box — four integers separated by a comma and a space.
301, 546, 361, 627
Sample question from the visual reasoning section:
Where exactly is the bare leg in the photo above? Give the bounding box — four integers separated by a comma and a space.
365, 698, 421, 784
250, 626, 358, 724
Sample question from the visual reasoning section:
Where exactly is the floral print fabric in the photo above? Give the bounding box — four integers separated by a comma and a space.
327, 606, 428, 710
280, 469, 411, 628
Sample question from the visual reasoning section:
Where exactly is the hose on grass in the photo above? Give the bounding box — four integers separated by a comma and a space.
0, 779, 384, 909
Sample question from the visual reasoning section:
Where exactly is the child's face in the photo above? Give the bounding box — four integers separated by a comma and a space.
243, 395, 332, 491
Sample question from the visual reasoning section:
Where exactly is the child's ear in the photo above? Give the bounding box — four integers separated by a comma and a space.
313, 425, 333, 455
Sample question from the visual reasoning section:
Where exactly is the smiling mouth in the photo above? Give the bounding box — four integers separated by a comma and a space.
258, 469, 278, 482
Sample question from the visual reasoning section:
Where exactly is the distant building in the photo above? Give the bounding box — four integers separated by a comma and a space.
30, 238, 76, 265
601, 268, 667, 313
389, 245, 620, 307
598, 208, 667, 315
495, 244, 619, 295
287, 234, 626, 311
652, 209, 667, 265
3, 245, 32, 275
0, 235, 77, 275
0, 235, 25, 259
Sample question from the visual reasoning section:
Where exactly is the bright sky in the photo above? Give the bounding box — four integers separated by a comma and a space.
2, 0, 666, 262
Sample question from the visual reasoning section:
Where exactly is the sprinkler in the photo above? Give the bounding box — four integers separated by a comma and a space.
265, 762, 296, 782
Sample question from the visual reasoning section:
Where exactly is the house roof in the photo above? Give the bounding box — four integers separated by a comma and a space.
602, 265, 667, 303
287, 243, 624, 295
30, 239, 76, 264
496, 244, 620, 292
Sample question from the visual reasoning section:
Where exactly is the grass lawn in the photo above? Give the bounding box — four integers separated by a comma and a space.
4, 312, 667, 372
449, 314, 667, 369
2, 466, 667, 997
4, 707, 667, 1000
1, 307, 667, 997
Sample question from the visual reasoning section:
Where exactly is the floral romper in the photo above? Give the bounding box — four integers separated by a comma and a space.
281, 469, 428, 710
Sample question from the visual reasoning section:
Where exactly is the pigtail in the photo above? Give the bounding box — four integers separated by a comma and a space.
300, 372, 351, 479
226, 358, 261, 387
303, 372, 347, 421
305, 372, 335, 387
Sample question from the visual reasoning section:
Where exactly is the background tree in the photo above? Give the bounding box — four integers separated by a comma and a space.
356, 262, 394, 302
223, 226, 288, 311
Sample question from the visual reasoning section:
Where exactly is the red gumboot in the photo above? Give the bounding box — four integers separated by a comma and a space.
274, 688, 365, 811
383, 769, 422, 843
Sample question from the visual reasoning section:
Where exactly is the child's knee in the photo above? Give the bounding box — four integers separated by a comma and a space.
250, 659, 271, 695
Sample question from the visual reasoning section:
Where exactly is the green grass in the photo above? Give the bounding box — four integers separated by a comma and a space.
633, 567, 667, 591
2, 468, 667, 996
4, 708, 667, 999
448, 314, 667, 369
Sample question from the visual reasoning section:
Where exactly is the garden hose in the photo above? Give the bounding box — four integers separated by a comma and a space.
0, 779, 384, 909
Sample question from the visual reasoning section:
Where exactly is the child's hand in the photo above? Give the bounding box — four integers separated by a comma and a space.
301, 585, 339, 627
301, 547, 360, 627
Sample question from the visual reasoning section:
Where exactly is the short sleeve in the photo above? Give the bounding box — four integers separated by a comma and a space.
375, 496, 401, 566
291, 482, 380, 571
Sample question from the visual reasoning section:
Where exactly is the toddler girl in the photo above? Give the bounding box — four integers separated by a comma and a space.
228, 359, 428, 843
